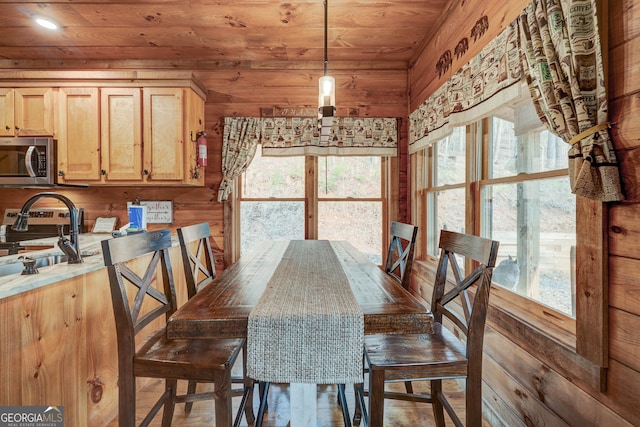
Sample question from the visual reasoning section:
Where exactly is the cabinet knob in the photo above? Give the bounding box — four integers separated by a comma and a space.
101, 169, 106, 176
142, 169, 149, 176
14, 125, 20, 131
58, 170, 65, 177
4, 125, 9, 131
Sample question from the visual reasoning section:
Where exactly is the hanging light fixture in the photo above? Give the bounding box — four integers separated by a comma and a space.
318, 0, 335, 143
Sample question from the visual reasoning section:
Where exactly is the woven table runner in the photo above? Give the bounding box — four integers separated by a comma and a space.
247, 240, 364, 384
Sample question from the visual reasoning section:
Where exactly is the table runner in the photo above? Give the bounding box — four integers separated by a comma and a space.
247, 240, 364, 384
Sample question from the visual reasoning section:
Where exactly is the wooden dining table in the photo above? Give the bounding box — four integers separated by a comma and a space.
167, 240, 433, 426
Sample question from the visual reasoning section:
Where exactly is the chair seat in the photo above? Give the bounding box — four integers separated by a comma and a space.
364, 324, 468, 380
134, 328, 245, 380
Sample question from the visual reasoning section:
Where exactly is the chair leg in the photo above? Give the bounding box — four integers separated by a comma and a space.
368, 369, 385, 427
255, 381, 270, 427
214, 371, 233, 427
404, 381, 414, 393
161, 379, 178, 427
242, 343, 256, 425
184, 380, 197, 413
431, 379, 445, 427
119, 365, 136, 427
337, 384, 352, 427
352, 383, 363, 426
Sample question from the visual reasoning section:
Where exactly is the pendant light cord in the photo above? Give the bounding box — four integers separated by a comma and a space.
323, 0, 328, 76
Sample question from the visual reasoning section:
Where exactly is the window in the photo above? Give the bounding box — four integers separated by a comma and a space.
318, 156, 383, 264
239, 147, 305, 254
418, 106, 576, 318
427, 126, 466, 256
238, 147, 386, 262
483, 117, 575, 316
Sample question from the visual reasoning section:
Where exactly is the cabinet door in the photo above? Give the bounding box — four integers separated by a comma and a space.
143, 88, 184, 182
183, 88, 206, 186
0, 88, 15, 137
57, 88, 101, 182
14, 87, 54, 136
101, 88, 143, 182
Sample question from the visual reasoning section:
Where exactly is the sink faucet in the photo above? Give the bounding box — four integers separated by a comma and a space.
11, 192, 83, 264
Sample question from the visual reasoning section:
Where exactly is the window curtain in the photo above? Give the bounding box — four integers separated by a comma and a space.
261, 117, 398, 157
518, 0, 624, 201
217, 117, 260, 202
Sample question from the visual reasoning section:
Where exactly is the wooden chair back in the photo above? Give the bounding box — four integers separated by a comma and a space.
102, 229, 176, 354
431, 230, 499, 364
384, 221, 418, 290
177, 222, 216, 298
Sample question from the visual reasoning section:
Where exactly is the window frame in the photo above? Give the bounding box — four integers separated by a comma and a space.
229, 149, 392, 264
410, 117, 607, 392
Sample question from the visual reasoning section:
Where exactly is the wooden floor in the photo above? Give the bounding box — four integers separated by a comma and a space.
107, 376, 478, 427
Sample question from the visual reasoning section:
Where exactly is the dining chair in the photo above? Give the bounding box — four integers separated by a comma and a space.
351, 221, 419, 424
354, 230, 499, 427
176, 222, 255, 421
385, 221, 419, 291
102, 229, 252, 427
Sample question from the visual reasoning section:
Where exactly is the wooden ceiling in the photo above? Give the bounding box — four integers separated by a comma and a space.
0, 0, 452, 68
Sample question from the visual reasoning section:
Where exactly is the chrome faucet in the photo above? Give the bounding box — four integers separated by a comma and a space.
12, 192, 83, 264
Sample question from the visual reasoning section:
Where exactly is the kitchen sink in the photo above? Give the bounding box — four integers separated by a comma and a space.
0, 254, 69, 277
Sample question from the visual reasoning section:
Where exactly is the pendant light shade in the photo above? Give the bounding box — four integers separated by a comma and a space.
318, 0, 335, 142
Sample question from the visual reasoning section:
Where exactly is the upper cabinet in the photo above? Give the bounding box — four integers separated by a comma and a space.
57, 87, 101, 181
0, 88, 54, 137
100, 87, 144, 182
42, 71, 207, 186
143, 88, 184, 182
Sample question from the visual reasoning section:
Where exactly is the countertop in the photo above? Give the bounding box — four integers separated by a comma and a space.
0, 232, 178, 299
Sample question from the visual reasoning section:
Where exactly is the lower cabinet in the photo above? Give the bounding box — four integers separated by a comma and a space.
0, 245, 188, 426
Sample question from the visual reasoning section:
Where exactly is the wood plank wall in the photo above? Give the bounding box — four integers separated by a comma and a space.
408, 0, 640, 425
0, 64, 409, 270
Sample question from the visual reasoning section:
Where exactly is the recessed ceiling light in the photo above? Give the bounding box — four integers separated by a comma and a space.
35, 17, 59, 30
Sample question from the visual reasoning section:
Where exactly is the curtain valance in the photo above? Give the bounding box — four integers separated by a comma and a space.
409, 21, 522, 154
261, 117, 398, 157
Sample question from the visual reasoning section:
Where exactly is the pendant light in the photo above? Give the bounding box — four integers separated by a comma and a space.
318, 0, 335, 143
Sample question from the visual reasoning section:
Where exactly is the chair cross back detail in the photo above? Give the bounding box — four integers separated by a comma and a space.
384, 221, 418, 290
432, 230, 499, 335
177, 222, 216, 298
103, 229, 177, 335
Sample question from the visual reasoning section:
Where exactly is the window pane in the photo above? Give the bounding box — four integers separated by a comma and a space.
242, 148, 304, 198
482, 177, 576, 316
490, 117, 569, 178
318, 156, 381, 197
434, 126, 465, 186
318, 201, 382, 264
427, 187, 466, 256
240, 201, 305, 254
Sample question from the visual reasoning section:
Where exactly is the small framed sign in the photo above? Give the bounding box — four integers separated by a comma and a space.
139, 200, 173, 224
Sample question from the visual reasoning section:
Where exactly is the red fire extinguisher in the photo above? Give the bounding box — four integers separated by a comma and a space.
196, 131, 207, 167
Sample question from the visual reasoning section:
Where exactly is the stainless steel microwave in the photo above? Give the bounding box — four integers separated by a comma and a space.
0, 137, 57, 186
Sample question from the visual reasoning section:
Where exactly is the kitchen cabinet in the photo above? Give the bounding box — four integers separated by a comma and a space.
0, 87, 54, 137
2, 73, 206, 186
100, 87, 144, 182
143, 88, 184, 182
57, 84, 204, 186
57, 87, 101, 182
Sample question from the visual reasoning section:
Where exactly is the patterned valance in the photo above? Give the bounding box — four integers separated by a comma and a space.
261, 117, 398, 157
409, 21, 521, 154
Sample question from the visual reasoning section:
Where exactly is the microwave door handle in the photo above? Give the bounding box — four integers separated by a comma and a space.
25, 146, 38, 177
